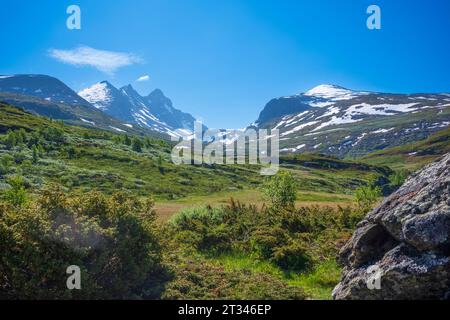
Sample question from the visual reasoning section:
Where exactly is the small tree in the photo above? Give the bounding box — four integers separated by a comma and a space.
4, 130, 17, 150
3, 176, 28, 206
123, 135, 131, 146
355, 184, 381, 212
157, 154, 165, 174
0, 155, 13, 175
262, 171, 298, 209
131, 137, 143, 153
32, 145, 39, 164
389, 170, 409, 189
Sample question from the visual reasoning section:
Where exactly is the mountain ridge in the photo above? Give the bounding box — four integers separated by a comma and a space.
79, 81, 197, 137
254, 84, 450, 157
0, 74, 198, 139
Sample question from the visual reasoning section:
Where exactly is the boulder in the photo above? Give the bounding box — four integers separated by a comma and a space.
333, 153, 450, 300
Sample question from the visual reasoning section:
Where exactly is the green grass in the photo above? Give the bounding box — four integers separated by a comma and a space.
286, 260, 341, 300
210, 253, 340, 300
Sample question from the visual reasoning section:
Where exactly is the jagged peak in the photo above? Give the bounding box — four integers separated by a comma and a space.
120, 84, 139, 95
148, 88, 165, 97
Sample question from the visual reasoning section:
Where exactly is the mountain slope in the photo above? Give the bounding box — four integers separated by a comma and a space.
144, 89, 196, 132
0, 75, 165, 137
255, 85, 450, 157
78, 81, 137, 123
360, 126, 450, 170
0, 74, 91, 107
79, 82, 197, 137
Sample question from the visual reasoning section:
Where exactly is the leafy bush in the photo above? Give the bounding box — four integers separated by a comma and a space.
0, 187, 166, 299
2, 175, 28, 206
389, 169, 409, 189
131, 137, 143, 153
170, 200, 360, 273
262, 171, 298, 209
355, 185, 382, 212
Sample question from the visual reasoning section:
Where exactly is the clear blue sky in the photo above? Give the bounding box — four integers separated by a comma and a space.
1, 0, 450, 128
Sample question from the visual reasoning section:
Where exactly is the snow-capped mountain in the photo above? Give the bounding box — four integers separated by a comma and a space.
255, 85, 450, 157
78, 81, 137, 124
79, 82, 197, 138
0, 74, 166, 138
0, 74, 91, 106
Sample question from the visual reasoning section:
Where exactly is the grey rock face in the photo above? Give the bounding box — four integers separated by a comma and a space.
333, 153, 450, 300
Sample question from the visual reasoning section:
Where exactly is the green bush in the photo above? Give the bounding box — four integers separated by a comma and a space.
170, 201, 359, 274
271, 240, 313, 272
2, 176, 28, 206
355, 185, 382, 212
0, 187, 166, 299
389, 169, 409, 189
262, 171, 298, 209
162, 256, 306, 300
131, 137, 143, 153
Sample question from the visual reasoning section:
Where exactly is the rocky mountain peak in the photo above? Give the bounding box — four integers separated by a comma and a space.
120, 84, 140, 96
148, 88, 165, 97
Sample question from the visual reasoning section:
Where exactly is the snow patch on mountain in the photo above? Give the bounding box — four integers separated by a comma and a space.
80, 118, 95, 125
282, 121, 320, 137
109, 126, 126, 133
346, 103, 419, 116
371, 128, 395, 134
313, 115, 362, 132
304, 84, 369, 102
78, 82, 112, 111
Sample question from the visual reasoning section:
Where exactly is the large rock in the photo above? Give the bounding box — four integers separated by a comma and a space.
333, 153, 450, 300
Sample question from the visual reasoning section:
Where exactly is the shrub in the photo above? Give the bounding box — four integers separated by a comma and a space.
262, 171, 298, 209
355, 185, 382, 212
389, 169, 409, 189
0, 187, 166, 299
170, 201, 357, 274
131, 137, 143, 153
32, 145, 39, 164
2, 176, 28, 206
271, 240, 313, 272
162, 256, 306, 300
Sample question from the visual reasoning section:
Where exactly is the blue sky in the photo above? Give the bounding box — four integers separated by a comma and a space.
1, 0, 450, 128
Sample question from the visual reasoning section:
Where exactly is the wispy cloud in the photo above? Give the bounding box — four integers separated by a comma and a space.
48, 45, 142, 74
136, 75, 150, 82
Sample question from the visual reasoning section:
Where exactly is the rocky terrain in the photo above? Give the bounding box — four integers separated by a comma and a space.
79, 82, 196, 138
255, 85, 450, 157
333, 153, 450, 300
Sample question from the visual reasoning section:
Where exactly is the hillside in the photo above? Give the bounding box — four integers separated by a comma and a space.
0, 74, 198, 139
0, 92, 166, 138
360, 126, 450, 170
255, 84, 450, 157
0, 102, 396, 204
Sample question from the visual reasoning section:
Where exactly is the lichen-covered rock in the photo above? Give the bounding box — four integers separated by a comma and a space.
333, 153, 450, 300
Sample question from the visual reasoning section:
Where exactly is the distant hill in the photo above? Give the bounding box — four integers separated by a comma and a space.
361, 126, 450, 170
254, 84, 450, 157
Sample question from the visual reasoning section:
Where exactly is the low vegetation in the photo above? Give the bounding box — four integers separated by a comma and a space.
1, 102, 445, 299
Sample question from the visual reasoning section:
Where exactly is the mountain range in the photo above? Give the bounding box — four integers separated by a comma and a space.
0, 74, 197, 138
1, 75, 449, 158
78, 81, 196, 137
254, 84, 450, 157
